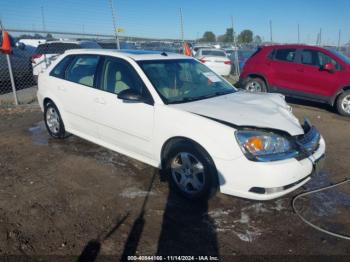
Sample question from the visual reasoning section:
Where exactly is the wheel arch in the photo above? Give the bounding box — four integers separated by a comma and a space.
42, 96, 67, 127
160, 136, 216, 170
332, 85, 350, 105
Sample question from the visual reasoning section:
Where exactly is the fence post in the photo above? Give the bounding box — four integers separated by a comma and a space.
5, 54, 18, 105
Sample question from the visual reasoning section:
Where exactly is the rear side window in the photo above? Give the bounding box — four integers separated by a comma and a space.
50, 55, 74, 78
66, 55, 100, 87
301, 49, 317, 65
201, 50, 226, 57
35, 43, 80, 54
274, 49, 296, 62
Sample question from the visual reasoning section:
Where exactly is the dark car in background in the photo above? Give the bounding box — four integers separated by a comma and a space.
31, 40, 101, 80
239, 44, 350, 116
0, 31, 34, 92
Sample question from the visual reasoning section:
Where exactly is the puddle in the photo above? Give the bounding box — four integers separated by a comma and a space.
28, 121, 150, 174
297, 171, 350, 218
120, 187, 156, 199
28, 122, 49, 146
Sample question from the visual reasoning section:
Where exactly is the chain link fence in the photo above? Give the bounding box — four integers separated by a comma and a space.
0, 29, 242, 105
0, 0, 349, 105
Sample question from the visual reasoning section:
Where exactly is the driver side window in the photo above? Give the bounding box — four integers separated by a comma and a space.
100, 57, 144, 95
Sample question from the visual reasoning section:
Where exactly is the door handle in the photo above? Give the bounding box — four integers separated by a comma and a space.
57, 86, 66, 91
94, 98, 106, 105
297, 68, 304, 72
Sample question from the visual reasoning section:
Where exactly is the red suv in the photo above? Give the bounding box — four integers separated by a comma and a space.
239, 45, 350, 116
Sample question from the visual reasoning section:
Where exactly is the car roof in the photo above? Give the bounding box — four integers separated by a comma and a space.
63, 49, 191, 61
263, 44, 326, 50
41, 40, 97, 45
200, 48, 226, 52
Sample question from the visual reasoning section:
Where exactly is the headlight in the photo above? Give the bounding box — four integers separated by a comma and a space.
235, 130, 299, 161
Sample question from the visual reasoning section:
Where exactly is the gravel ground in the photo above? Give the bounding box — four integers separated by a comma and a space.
0, 100, 349, 261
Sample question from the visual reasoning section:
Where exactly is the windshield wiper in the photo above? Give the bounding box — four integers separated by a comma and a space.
169, 90, 234, 104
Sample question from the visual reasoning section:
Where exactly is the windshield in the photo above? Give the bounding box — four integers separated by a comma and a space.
138, 59, 236, 104
328, 48, 350, 65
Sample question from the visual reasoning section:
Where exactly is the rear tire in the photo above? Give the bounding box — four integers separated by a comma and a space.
244, 77, 267, 92
164, 142, 218, 201
336, 90, 350, 116
44, 101, 67, 138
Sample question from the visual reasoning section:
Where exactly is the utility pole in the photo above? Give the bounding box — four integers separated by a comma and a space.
338, 29, 341, 51
179, 8, 184, 42
319, 28, 322, 46
269, 20, 273, 43
297, 24, 300, 44
108, 0, 120, 49
0, 19, 19, 105
41, 6, 46, 32
231, 15, 240, 76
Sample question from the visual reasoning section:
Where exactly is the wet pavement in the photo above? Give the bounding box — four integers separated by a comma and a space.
0, 103, 349, 260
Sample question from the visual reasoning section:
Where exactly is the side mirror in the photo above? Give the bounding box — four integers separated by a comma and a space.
322, 62, 335, 73
16, 42, 26, 50
117, 89, 143, 103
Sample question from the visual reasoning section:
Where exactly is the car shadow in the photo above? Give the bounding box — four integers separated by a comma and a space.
155, 188, 219, 258
78, 169, 219, 261
285, 97, 336, 114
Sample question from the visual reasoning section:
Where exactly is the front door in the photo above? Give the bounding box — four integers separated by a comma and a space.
93, 56, 155, 159
297, 49, 343, 97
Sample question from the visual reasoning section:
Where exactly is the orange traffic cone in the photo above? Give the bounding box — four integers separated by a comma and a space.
183, 42, 192, 56
1, 31, 12, 54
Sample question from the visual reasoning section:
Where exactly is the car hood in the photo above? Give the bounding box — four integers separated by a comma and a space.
169, 91, 304, 136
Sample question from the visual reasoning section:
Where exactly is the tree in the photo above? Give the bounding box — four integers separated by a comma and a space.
217, 28, 234, 43
224, 28, 234, 42
253, 35, 262, 45
238, 30, 253, 44
200, 31, 216, 42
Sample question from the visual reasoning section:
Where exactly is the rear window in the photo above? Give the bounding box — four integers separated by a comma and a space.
274, 48, 296, 62
201, 50, 226, 57
35, 43, 80, 54
79, 41, 101, 49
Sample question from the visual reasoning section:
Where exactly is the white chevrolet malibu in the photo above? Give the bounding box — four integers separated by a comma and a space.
37, 49, 326, 201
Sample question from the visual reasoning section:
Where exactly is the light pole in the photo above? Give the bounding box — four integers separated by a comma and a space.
108, 0, 120, 49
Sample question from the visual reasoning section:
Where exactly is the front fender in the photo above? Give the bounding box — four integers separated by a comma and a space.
153, 105, 243, 164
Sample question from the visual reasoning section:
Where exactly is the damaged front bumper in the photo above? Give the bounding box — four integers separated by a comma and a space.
214, 120, 326, 200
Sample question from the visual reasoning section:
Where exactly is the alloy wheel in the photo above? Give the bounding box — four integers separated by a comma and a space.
341, 95, 350, 114
171, 152, 205, 195
246, 81, 262, 92
46, 107, 60, 134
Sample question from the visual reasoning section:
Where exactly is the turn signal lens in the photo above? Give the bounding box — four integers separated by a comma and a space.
245, 137, 264, 152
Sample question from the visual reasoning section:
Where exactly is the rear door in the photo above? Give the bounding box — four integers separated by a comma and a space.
269, 48, 300, 91
56, 54, 101, 139
296, 49, 344, 97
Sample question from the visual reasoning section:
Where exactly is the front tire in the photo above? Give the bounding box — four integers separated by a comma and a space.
164, 142, 218, 201
336, 90, 350, 116
44, 101, 67, 138
244, 77, 267, 92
